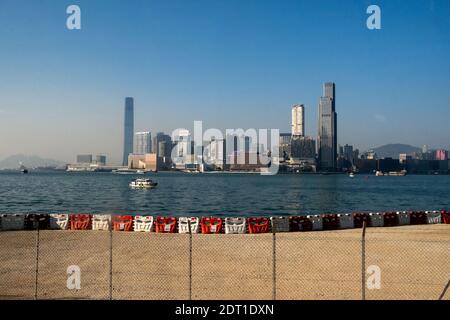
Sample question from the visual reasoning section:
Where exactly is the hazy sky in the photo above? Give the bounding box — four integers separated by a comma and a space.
1, 0, 450, 164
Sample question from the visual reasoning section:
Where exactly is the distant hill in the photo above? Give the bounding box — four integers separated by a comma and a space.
368, 144, 421, 159
0, 154, 66, 169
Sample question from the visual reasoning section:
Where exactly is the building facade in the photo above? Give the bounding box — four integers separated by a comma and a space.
291, 104, 305, 137
122, 97, 134, 166
134, 131, 152, 154
95, 155, 106, 166
317, 82, 337, 171
291, 136, 316, 161
77, 154, 92, 164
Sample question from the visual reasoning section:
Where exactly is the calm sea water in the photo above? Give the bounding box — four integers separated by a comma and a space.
0, 171, 449, 216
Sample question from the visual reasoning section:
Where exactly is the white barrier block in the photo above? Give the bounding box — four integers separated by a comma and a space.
270, 217, 290, 233
307, 215, 323, 231
338, 214, 354, 229
225, 217, 247, 234
396, 211, 410, 225
133, 216, 154, 232
49, 214, 69, 230
425, 211, 442, 224
92, 214, 111, 231
178, 217, 200, 234
1, 214, 25, 231
369, 213, 383, 227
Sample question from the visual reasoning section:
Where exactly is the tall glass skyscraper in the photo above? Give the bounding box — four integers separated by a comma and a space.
318, 83, 337, 171
122, 97, 134, 166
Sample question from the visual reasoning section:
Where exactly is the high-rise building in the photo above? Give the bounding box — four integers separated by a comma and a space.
279, 133, 292, 161
343, 144, 354, 164
122, 97, 134, 166
291, 104, 305, 137
134, 131, 152, 154
77, 154, 92, 164
291, 136, 316, 161
95, 155, 106, 166
436, 149, 448, 161
318, 82, 337, 171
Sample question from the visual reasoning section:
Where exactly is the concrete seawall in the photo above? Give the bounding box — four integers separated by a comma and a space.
0, 225, 449, 300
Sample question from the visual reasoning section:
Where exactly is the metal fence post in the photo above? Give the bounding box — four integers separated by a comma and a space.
272, 231, 276, 300
34, 227, 40, 300
361, 221, 367, 301
109, 227, 113, 300
188, 219, 193, 300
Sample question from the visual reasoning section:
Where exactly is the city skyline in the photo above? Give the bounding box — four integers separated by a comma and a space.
1, 1, 450, 163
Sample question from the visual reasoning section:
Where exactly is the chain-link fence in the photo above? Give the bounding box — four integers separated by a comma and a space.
0, 225, 449, 300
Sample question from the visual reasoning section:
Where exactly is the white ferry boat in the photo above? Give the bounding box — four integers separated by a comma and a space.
129, 178, 158, 189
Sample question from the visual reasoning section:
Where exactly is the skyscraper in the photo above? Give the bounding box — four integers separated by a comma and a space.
291, 104, 305, 137
318, 82, 337, 171
134, 131, 152, 154
122, 97, 134, 166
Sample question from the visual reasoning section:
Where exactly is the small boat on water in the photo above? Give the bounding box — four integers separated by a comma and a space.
129, 178, 158, 189
19, 163, 28, 174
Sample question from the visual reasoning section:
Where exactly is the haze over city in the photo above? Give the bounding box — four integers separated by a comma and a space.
1, 0, 450, 164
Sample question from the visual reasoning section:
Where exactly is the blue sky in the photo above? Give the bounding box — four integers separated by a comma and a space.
0, 0, 449, 163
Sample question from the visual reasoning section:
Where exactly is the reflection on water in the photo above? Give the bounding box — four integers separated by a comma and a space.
0, 171, 449, 216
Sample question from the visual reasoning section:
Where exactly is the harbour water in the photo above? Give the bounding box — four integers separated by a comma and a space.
0, 171, 449, 216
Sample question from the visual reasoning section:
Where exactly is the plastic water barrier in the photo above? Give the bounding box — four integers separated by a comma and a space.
290, 216, 313, 232
382, 212, 399, 227
92, 214, 111, 231
307, 215, 323, 231
410, 211, 427, 225
368, 213, 383, 227
25, 214, 50, 230
443, 211, 450, 224
322, 214, 339, 230
201, 217, 223, 234
69, 214, 92, 230
49, 214, 69, 230
425, 211, 442, 224
337, 214, 354, 229
353, 213, 370, 228
133, 216, 154, 232
112, 215, 134, 231
0, 214, 25, 231
247, 217, 270, 234
270, 217, 290, 233
396, 211, 410, 225
225, 217, 247, 234
155, 217, 177, 233
178, 217, 200, 234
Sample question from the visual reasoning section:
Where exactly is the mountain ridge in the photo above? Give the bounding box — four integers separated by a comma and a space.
0, 154, 66, 169
367, 144, 422, 159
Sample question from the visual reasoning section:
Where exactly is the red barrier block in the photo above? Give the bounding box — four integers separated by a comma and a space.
155, 217, 177, 233
442, 211, 450, 224
70, 214, 91, 230
112, 215, 133, 231
290, 216, 313, 232
200, 217, 223, 234
247, 217, 270, 234
322, 214, 339, 230
353, 213, 370, 228
410, 211, 427, 225
383, 212, 399, 227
